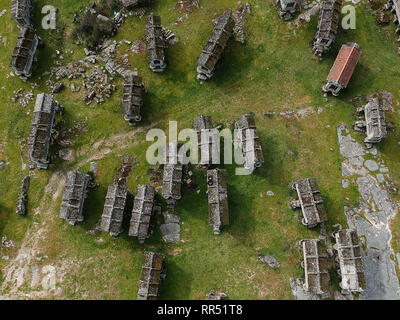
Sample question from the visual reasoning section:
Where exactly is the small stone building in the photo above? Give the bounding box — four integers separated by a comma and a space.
122, 73, 145, 125
301, 238, 331, 295
207, 169, 229, 235
11, 0, 31, 27
194, 115, 219, 166
10, 26, 39, 81
385, 0, 400, 42
312, 0, 342, 56
333, 229, 366, 293
355, 97, 387, 146
275, 0, 298, 21
129, 184, 156, 243
59, 171, 90, 225
290, 178, 327, 228
322, 42, 361, 96
137, 251, 166, 300
146, 13, 166, 72
27, 94, 60, 170
162, 164, 183, 205
121, 0, 151, 10
100, 183, 129, 236
235, 114, 264, 170
196, 9, 235, 80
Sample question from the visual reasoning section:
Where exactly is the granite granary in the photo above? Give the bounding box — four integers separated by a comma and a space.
10, 26, 39, 81
137, 251, 166, 300
235, 114, 264, 170
162, 163, 183, 209
11, 0, 31, 27
333, 229, 366, 293
59, 171, 90, 226
194, 115, 219, 167
196, 9, 235, 80
322, 42, 361, 96
275, 0, 298, 21
121, 0, 151, 10
301, 238, 331, 296
27, 94, 61, 170
385, 0, 400, 43
146, 13, 166, 72
129, 184, 157, 243
207, 168, 229, 235
290, 178, 327, 228
312, 0, 342, 56
354, 97, 387, 147
122, 73, 146, 125
100, 183, 129, 236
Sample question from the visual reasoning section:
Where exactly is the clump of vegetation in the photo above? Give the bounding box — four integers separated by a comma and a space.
72, 2, 117, 50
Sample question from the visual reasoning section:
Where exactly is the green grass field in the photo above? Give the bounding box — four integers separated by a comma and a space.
0, 0, 400, 299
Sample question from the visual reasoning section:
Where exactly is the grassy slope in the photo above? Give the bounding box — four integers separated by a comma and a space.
0, 0, 399, 299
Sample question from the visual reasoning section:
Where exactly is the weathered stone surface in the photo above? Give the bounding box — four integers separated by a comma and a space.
289, 278, 319, 300
160, 222, 180, 243
163, 213, 180, 224
364, 159, 379, 172
338, 123, 400, 300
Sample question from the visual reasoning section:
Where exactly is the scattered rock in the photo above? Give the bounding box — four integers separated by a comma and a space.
266, 190, 274, 196
364, 160, 379, 172
258, 255, 280, 269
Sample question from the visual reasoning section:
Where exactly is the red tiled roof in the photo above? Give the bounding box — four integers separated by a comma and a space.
327, 43, 361, 88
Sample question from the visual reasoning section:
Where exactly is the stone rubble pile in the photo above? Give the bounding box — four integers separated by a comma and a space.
16, 176, 30, 216
12, 88, 34, 108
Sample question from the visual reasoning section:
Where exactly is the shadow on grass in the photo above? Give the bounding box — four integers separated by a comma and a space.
160, 259, 193, 299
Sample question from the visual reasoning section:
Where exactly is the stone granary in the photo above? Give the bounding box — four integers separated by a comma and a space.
146, 13, 166, 73
121, 0, 151, 10
137, 251, 166, 300
162, 163, 183, 210
312, 0, 342, 56
122, 73, 146, 125
59, 171, 91, 226
100, 183, 129, 236
354, 97, 387, 147
194, 115, 219, 167
10, 26, 39, 81
16, 176, 30, 216
275, 0, 298, 21
322, 42, 361, 96
301, 238, 331, 295
207, 169, 229, 235
196, 9, 235, 80
11, 0, 31, 27
27, 94, 62, 170
129, 184, 157, 243
333, 229, 366, 293
234, 114, 264, 170
385, 0, 400, 42
290, 178, 327, 228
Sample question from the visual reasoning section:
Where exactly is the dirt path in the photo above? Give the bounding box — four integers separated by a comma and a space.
0, 123, 157, 299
